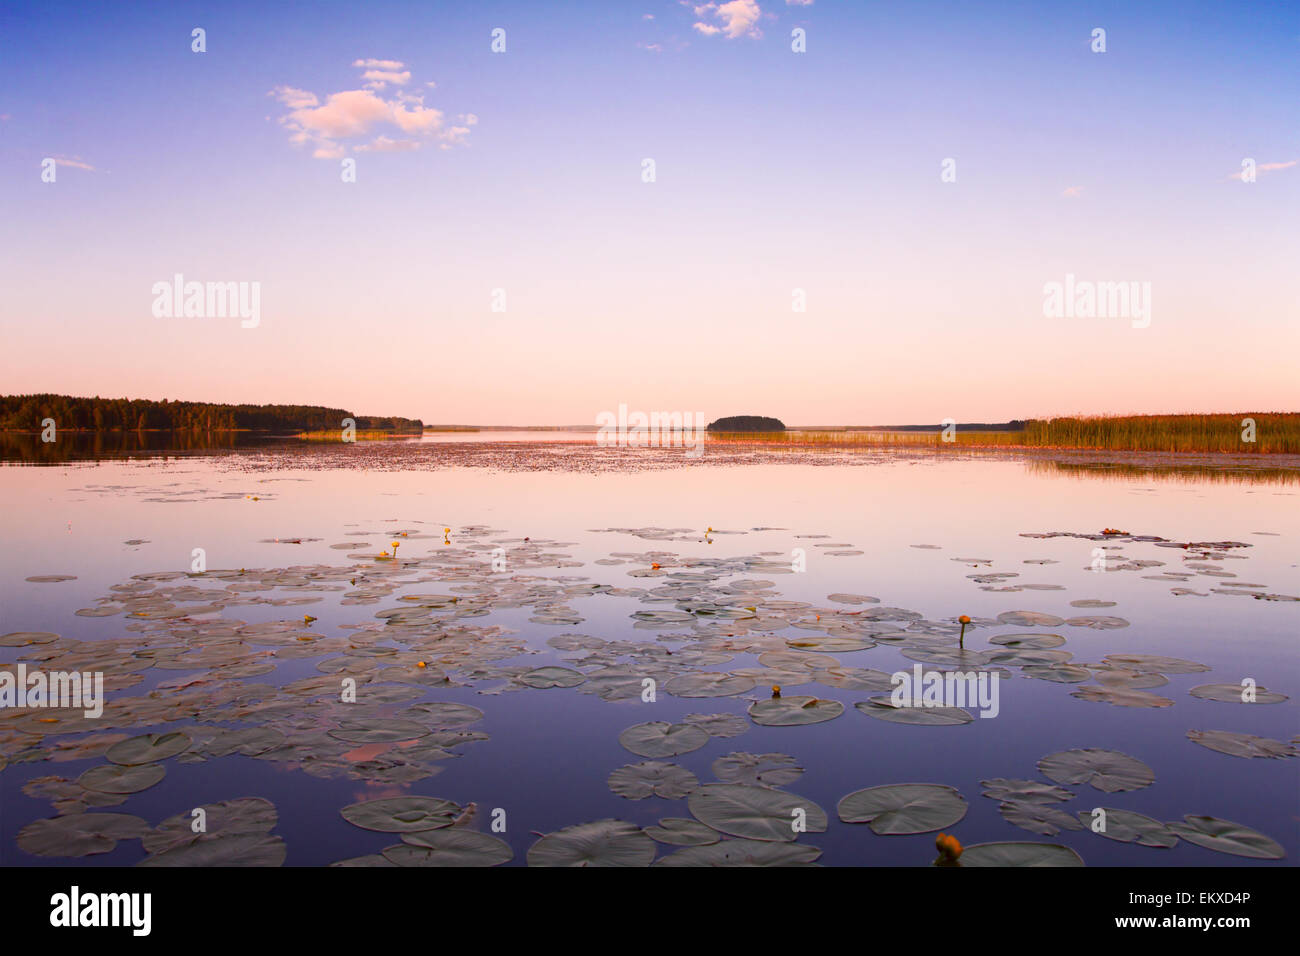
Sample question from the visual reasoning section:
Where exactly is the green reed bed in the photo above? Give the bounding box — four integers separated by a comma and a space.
706, 414, 1300, 454
1018, 414, 1300, 454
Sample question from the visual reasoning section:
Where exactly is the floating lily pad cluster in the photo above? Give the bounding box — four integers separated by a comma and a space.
1, 516, 1292, 866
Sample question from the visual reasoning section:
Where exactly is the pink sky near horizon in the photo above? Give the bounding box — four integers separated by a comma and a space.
2, 1, 1297, 425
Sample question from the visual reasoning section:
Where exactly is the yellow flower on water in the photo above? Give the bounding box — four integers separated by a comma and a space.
303, 615, 317, 624
935, 832, 962, 862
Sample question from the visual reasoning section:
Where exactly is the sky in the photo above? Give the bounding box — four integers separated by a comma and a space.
1, 0, 1297, 425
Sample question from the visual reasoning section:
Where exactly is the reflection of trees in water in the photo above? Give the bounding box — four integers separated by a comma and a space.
1027, 457, 1300, 487
0, 431, 285, 465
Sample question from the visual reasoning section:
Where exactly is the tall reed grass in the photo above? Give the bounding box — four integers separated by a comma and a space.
1020, 414, 1299, 454
706, 414, 1300, 454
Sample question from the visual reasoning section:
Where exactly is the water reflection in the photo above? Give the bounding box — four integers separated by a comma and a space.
5, 431, 1298, 489
1026, 456, 1300, 487
0, 431, 418, 465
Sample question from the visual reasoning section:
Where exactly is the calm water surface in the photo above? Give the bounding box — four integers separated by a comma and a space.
2, 438, 1296, 866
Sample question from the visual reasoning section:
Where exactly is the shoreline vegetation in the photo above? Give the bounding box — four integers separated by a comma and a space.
1, 395, 1296, 454
709, 414, 1299, 454
0, 394, 421, 434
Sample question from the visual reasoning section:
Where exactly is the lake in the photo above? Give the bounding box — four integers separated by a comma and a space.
1, 436, 1296, 866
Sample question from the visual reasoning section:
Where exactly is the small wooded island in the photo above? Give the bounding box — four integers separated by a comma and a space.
707, 415, 787, 432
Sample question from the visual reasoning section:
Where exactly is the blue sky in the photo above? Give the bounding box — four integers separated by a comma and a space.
1, 1, 1296, 423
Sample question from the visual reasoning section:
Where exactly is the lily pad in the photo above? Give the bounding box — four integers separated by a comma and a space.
837, 783, 968, 834
399, 701, 485, 728
747, 695, 843, 726
988, 633, 1065, 649
665, 671, 756, 698
388, 829, 514, 866
996, 611, 1065, 627
810, 666, 896, 692
1165, 815, 1285, 859
518, 666, 586, 689
682, 712, 750, 738
656, 839, 821, 866
105, 731, 192, 765
980, 778, 1073, 804
143, 797, 278, 855
1037, 749, 1154, 792
1064, 615, 1130, 629
855, 698, 973, 726
78, 762, 166, 794
607, 761, 700, 799
1022, 664, 1092, 683
1102, 654, 1209, 674
688, 783, 828, 842
526, 819, 656, 866
712, 752, 804, 787
139, 832, 287, 867
957, 841, 1084, 867
999, 800, 1085, 836
618, 721, 709, 758
328, 717, 430, 743
1189, 683, 1288, 704
1186, 729, 1298, 759
340, 796, 461, 832
1069, 685, 1174, 708
1078, 808, 1178, 848
0, 631, 60, 646
17, 812, 150, 857
644, 818, 721, 846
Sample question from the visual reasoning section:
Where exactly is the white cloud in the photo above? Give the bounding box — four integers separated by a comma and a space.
271, 60, 472, 158
1228, 159, 1297, 180
51, 155, 95, 171
693, 0, 763, 39
355, 136, 421, 153
361, 69, 412, 89
271, 86, 319, 110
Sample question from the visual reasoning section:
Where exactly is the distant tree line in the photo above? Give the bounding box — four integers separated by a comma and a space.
0, 394, 423, 432
871, 421, 1027, 432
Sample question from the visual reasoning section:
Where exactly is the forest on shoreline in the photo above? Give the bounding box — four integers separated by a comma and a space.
0, 394, 422, 433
